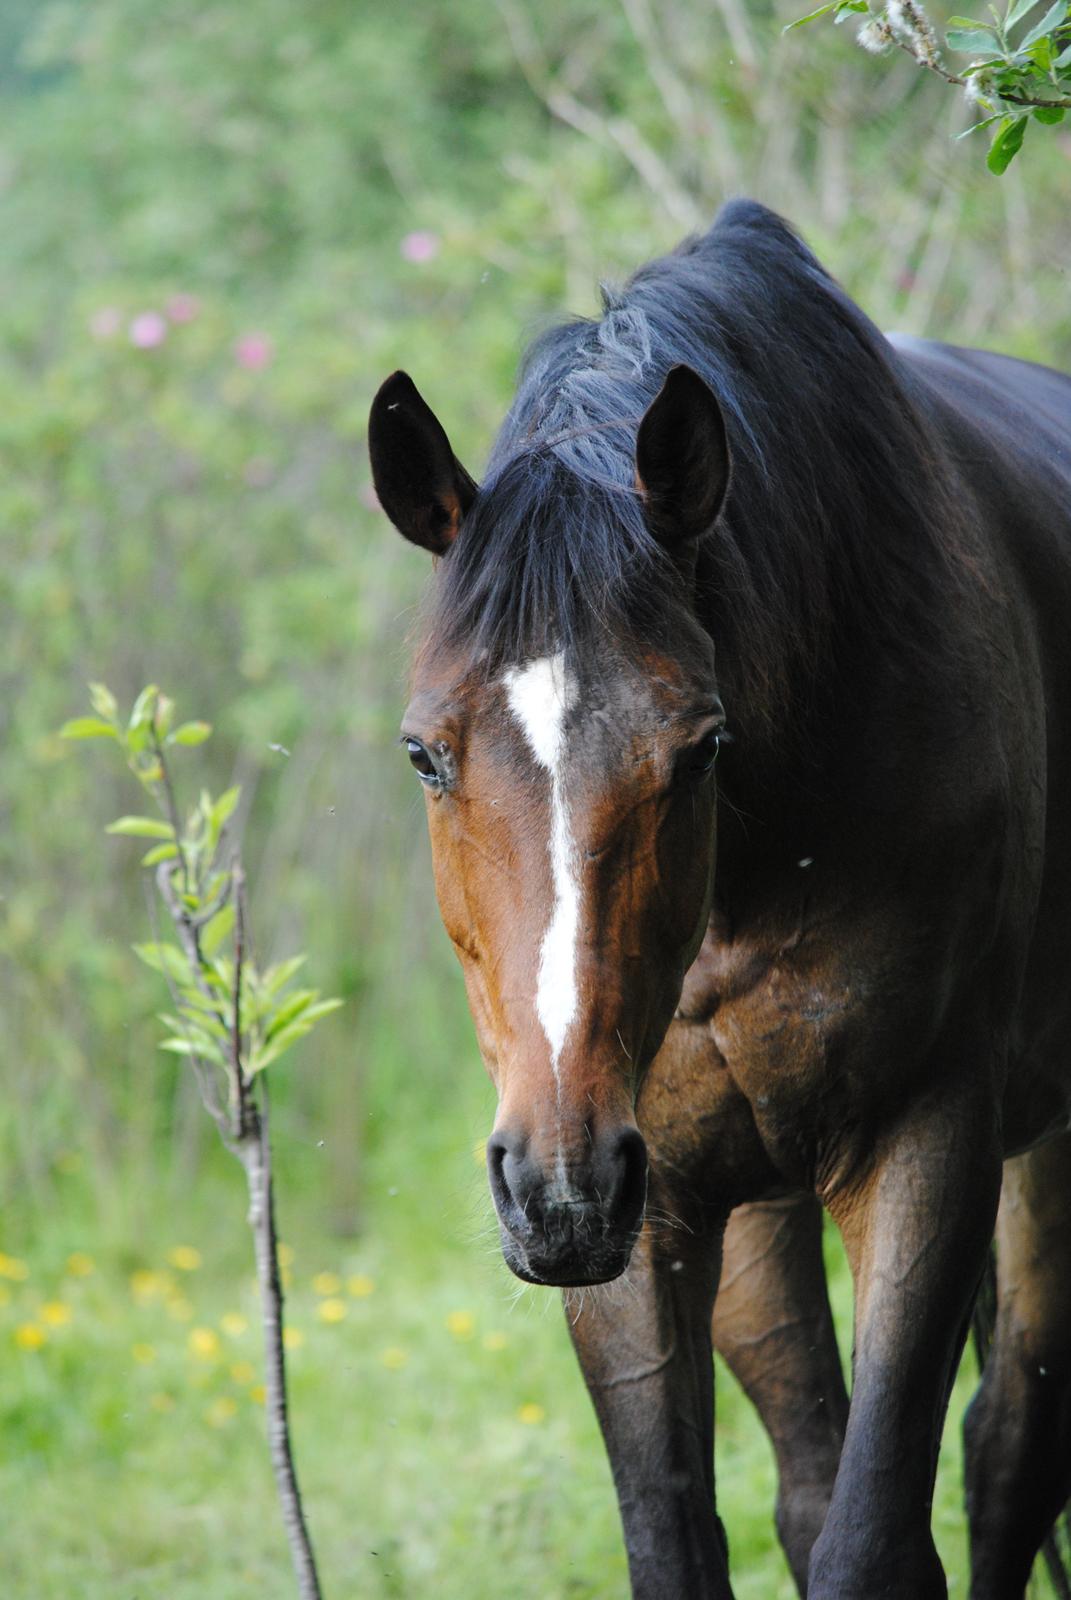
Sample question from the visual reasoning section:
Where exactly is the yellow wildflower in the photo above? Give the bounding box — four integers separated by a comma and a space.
312, 1271, 340, 1296
15, 1323, 46, 1350
40, 1301, 72, 1327
66, 1252, 95, 1277
517, 1403, 545, 1425
283, 1327, 305, 1351
482, 1331, 509, 1353
446, 1310, 476, 1341
249, 1384, 266, 1405
347, 1274, 375, 1298
0, 1253, 29, 1281
167, 1245, 202, 1272
230, 1360, 256, 1385
206, 1396, 238, 1428
150, 1392, 175, 1413
317, 1297, 347, 1324
132, 1343, 157, 1365
380, 1347, 408, 1371
221, 1312, 248, 1338
130, 1269, 170, 1300
188, 1327, 220, 1360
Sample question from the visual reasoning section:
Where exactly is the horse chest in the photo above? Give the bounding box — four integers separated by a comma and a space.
675, 907, 917, 1191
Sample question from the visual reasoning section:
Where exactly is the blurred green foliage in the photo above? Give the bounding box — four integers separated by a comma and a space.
1, 1, 1069, 1591
2, 0, 1068, 1220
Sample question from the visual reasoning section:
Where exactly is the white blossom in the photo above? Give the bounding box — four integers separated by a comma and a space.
857, 17, 893, 53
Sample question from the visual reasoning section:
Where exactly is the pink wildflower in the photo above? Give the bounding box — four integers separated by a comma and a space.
129, 312, 168, 349
166, 293, 201, 324
400, 231, 440, 264
234, 333, 273, 370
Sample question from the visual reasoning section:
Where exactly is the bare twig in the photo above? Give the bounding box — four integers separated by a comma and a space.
151, 757, 323, 1600
496, 0, 704, 230
230, 863, 248, 1140
242, 1080, 323, 1600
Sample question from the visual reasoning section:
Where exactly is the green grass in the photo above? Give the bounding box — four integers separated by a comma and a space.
1, 1075, 1060, 1599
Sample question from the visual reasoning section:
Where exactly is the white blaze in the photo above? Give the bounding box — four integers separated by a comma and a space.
503, 654, 580, 1081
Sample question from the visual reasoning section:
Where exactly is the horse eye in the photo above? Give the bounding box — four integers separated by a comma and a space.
405, 738, 439, 784
685, 728, 723, 778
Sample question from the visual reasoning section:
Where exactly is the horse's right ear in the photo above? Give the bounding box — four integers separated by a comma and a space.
368, 371, 478, 555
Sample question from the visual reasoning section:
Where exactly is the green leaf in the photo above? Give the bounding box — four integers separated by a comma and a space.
59, 717, 118, 740
153, 695, 175, 739
133, 942, 190, 984
140, 842, 179, 866
174, 1004, 230, 1041
956, 111, 1004, 135
248, 997, 342, 1073
249, 1019, 316, 1073
299, 998, 345, 1026
167, 720, 213, 747
264, 988, 319, 1039
205, 958, 233, 992
106, 815, 175, 839
1005, 0, 1041, 25
1019, 0, 1066, 46
261, 955, 308, 997
946, 25, 1005, 49
201, 904, 236, 957
1033, 102, 1066, 119
212, 785, 241, 830
160, 1035, 227, 1065
159, 1037, 200, 1055
128, 684, 159, 732
88, 682, 118, 722
987, 112, 1028, 170
783, 2, 838, 31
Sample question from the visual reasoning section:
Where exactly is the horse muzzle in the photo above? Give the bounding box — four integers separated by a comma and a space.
485, 1125, 648, 1286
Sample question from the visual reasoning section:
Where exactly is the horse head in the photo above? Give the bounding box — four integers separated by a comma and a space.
369, 363, 730, 1286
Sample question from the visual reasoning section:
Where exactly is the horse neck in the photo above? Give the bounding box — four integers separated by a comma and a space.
695, 506, 941, 869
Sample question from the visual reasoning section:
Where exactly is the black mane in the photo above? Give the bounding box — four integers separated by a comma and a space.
430, 199, 957, 721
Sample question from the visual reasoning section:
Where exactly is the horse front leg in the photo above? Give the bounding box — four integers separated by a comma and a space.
808, 1080, 1002, 1599
714, 1194, 848, 1596
565, 1187, 731, 1600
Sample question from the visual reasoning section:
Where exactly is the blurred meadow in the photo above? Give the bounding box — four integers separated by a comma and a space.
1, 0, 1069, 1595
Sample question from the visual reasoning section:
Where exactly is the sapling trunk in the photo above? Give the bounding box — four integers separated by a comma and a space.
157, 855, 325, 1600
62, 685, 338, 1600
241, 1089, 323, 1600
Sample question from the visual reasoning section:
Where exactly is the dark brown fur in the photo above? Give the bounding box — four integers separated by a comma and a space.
369, 201, 1071, 1598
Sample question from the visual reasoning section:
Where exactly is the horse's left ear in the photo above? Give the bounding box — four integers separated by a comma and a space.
368, 371, 478, 555
635, 364, 730, 546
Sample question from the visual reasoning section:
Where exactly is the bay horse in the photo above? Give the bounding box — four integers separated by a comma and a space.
368, 199, 1071, 1599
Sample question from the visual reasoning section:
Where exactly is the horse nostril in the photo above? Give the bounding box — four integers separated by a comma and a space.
606, 1127, 648, 1230
486, 1130, 530, 1227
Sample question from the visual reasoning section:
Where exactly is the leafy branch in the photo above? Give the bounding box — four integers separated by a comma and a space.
787, 0, 1071, 171
62, 683, 340, 1600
